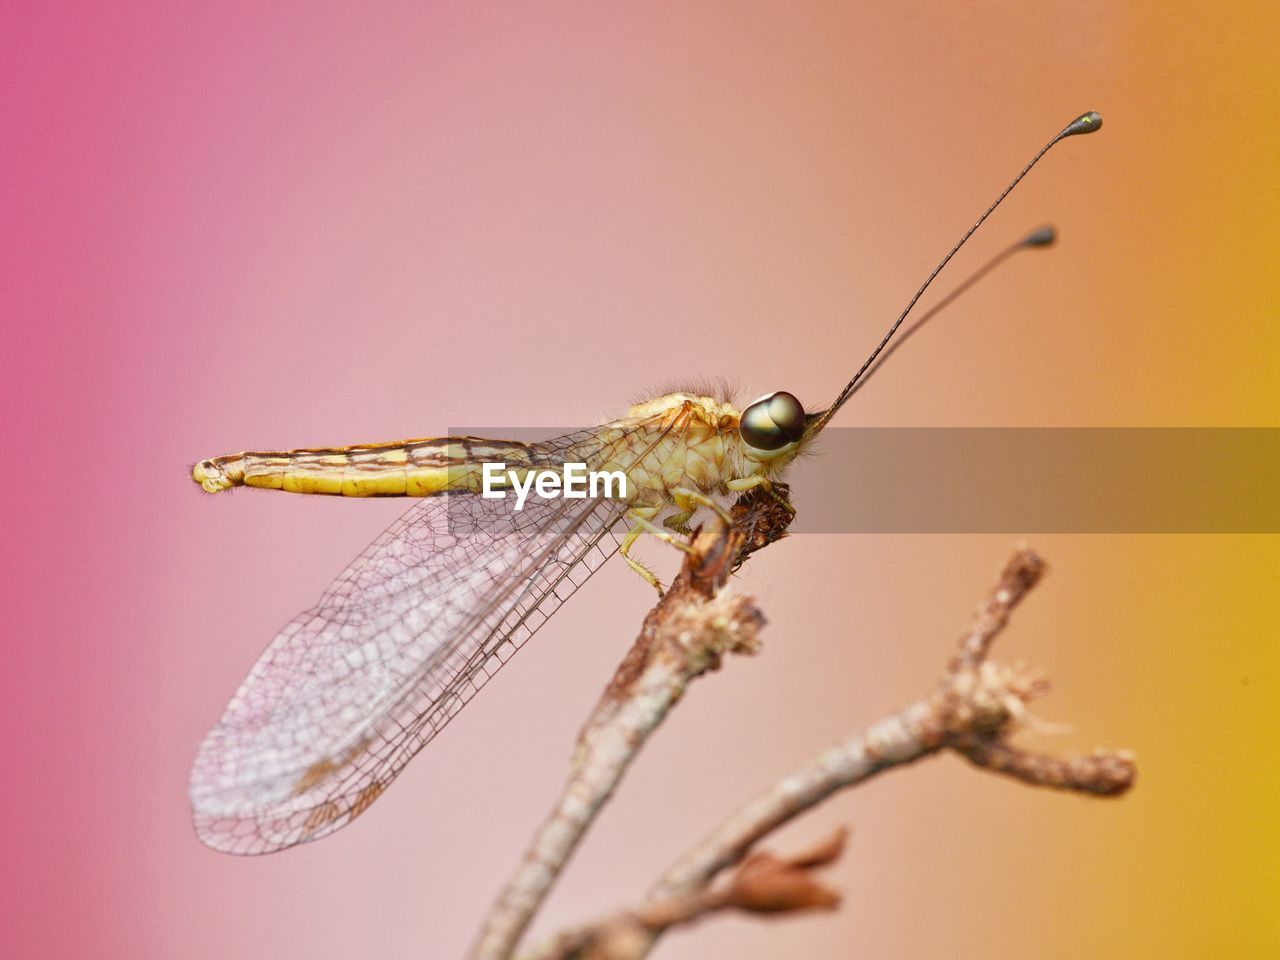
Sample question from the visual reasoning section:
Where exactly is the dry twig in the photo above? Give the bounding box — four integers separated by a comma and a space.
471, 493, 1135, 960
467, 487, 795, 960
514, 547, 1136, 960
526, 828, 849, 960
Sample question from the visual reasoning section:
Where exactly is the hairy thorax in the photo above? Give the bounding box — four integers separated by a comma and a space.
582, 393, 778, 508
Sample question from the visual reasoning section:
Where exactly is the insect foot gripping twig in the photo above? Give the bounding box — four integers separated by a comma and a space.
466, 490, 797, 960
520, 548, 1136, 960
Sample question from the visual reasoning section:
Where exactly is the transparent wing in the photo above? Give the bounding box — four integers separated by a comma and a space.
190, 488, 628, 854
188, 414, 691, 855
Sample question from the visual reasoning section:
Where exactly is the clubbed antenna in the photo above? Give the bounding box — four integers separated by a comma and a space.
806, 112, 1102, 434
844, 224, 1058, 398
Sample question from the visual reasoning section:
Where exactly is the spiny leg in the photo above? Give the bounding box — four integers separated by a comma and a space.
725, 475, 795, 515
663, 486, 732, 536
631, 511, 698, 555
619, 506, 669, 595
661, 489, 697, 536
661, 509, 694, 537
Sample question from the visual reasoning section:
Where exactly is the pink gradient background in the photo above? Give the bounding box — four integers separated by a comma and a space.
4, 3, 1278, 958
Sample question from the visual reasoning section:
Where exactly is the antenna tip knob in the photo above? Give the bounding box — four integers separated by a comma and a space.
1062, 111, 1103, 137
1022, 225, 1057, 247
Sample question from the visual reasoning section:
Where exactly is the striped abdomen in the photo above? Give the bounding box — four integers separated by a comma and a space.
192, 438, 547, 497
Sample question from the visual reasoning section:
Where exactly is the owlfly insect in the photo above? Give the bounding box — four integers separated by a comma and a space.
189, 111, 1102, 854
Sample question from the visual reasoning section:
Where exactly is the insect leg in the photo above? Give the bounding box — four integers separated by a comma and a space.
620, 506, 668, 595
630, 511, 698, 556
664, 486, 731, 534
724, 475, 795, 515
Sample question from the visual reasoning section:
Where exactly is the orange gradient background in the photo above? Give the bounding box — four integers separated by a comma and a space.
3, 3, 1277, 958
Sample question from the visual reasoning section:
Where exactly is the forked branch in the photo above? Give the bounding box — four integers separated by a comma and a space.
653, 550, 1133, 911
470, 495, 1134, 960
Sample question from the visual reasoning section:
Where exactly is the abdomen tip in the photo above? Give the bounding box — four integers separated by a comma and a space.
192, 456, 242, 493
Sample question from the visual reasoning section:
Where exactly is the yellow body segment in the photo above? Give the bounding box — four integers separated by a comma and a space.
191, 393, 803, 511
192, 439, 548, 498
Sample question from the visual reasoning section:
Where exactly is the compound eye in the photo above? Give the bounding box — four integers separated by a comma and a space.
739, 391, 806, 451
